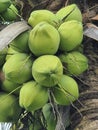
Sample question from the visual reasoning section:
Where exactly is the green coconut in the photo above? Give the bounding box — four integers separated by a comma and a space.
53, 75, 79, 105
28, 9, 58, 28
32, 55, 63, 87
59, 51, 88, 76
58, 20, 83, 52
56, 4, 82, 23
28, 22, 60, 56
6, 46, 19, 60
0, 47, 8, 67
2, 79, 21, 95
0, 0, 11, 13
10, 31, 30, 53
42, 103, 57, 130
29, 121, 42, 130
3, 53, 33, 84
1, 4, 18, 21
19, 81, 48, 111
0, 92, 21, 122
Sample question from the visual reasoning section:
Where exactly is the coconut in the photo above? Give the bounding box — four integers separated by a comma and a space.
28, 9, 58, 28
59, 51, 88, 76
58, 20, 83, 52
3, 53, 33, 84
29, 121, 42, 130
42, 103, 57, 130
56, 4, 82, 23
52, 75, 79, 105
32, 55, 63, 87
28, 22, 60, 56
0, 47, 8, 67
0, 0, 11, 13
1, 4, 18, 21
2, 79, 21, 95
6, 46, 19, 60
10, 31, 30, 53
19, 81, 48, 111
0, 92, 21, 122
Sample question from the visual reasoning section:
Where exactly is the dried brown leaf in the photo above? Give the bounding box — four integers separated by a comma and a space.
91, 15, 98, 21
84, 23, 98, 41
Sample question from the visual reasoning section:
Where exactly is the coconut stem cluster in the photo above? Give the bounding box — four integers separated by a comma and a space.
0, 3, 88, 129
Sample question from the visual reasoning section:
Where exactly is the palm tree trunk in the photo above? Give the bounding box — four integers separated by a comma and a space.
70, 41, 98, 130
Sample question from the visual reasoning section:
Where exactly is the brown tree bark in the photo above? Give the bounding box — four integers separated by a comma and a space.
70, 41, 98, 130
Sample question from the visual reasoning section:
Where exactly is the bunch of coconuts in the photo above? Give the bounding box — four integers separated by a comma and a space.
0, 0, 19, 21
0, 3, 88, 129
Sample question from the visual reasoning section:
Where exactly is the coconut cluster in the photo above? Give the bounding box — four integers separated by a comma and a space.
0, 4, 88, 126
0, 0, 19, 21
